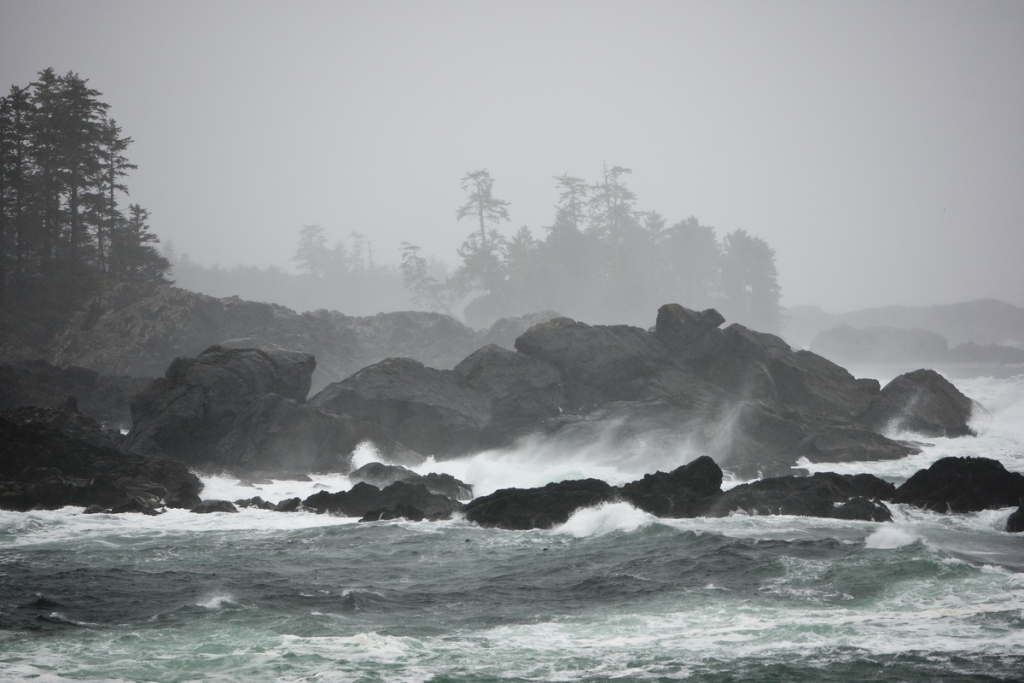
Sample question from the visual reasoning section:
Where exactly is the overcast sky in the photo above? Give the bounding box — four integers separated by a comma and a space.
2, 0, 1022, 312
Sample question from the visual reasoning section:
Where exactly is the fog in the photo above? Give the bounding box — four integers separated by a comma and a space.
2, 0, 1022, 314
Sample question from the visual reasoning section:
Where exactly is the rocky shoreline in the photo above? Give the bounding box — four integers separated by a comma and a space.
2, 300, 1020, 532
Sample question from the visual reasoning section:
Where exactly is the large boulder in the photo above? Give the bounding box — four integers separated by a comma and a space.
702, 472, 895, 521
514, 318, 670, 405
462, 478, 617, 530
0, 406, 202, 512
309, 358, 490, 457
453, 344, 565, 441
696, 323, 880, 419
302, 480, 463, 519
891, 456, 1024, 512
858, 369, 976, 437
124, 345, 316, 466
619, 455, 723, 517
1006, 505, 1024, 533
653, 304, 726, 361
214, 393, 390, 473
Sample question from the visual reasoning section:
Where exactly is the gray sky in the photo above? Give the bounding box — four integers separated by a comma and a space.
2, 0, 1022, 312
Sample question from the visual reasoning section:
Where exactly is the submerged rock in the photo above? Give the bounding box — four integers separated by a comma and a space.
348, 462, 473, 501
891, 456, 1024, 512
190, 499, 239, 514
303, 480, 462, 519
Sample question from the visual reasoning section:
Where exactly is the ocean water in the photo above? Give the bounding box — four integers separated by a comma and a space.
2, 374, 1023, 682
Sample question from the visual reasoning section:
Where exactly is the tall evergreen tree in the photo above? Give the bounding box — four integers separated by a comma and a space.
95, 118, 135, 271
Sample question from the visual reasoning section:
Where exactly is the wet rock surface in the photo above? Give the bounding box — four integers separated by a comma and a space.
0, 405, 202, 513
891, 456, 1024, 512
124, 345, 316, 467
858, 369, 977, 438
302, 480, 463, 520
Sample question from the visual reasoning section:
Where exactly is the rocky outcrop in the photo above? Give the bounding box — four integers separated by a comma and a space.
0, 405, 202, 513
214, 394, 389, 473
462, 456, 897, 529
1007, 505, 1024, 533
891, 457, 1024, 512
303, 480, 463, 519
858, 369, 976, 437
703, 472, 895, 521
309, 358, 491, 457
0, 359, 148, 430
618, 455, 723, 517
190, 500, 239, 514
348, 462, 473, 501
124, 345, 316, 467
462, 479, 617, 530
304, 303, 967, 477
49, 284, 539, 395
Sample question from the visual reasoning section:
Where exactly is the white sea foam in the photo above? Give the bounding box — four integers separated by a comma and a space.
864, 525, 919, 549
197, 594, 238, 609
554, 502, 655, 537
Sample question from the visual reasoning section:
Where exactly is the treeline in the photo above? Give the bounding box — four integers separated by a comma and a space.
402, 167, 783, 331
168, 228, 410, 316
0, 69, 170, 304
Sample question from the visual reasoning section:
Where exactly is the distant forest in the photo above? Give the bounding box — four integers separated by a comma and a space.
0, 69, 170, 349
177, 167, 783, 332
3, 69, 783, 336
401, 167, 782, 331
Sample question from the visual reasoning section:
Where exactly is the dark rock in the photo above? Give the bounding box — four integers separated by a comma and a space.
697, 324, 879, 419
124, 345, 316, 466
215, 393, 389, 473
858, 369, 977, 438
619, 455, 723, 517
303, 481, 463, 519
454, 344, 565, 440
82, 504, 109, 514
515, 317, 670, 403
1006, 505, 1024, 533
50, 284, 486, 394
653, 304, 726, 361
0, 358, 149, 431
348, 462, 473, 501
234, 496, 277, 510
190, 499, 239, 514
831, 496, 893, 523
310, 358, 490, 457
462, 479, 617, 530
0, 406, 202, 512
704, 400, 916, 479
702, 472, 897, 519
275, 497, 302, 512
891, 457, 1024, 512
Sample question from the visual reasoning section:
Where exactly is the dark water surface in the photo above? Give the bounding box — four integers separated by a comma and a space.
2, 502, 1022, 682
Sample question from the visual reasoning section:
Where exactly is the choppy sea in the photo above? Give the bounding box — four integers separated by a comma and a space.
2, 372, 1023, 682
